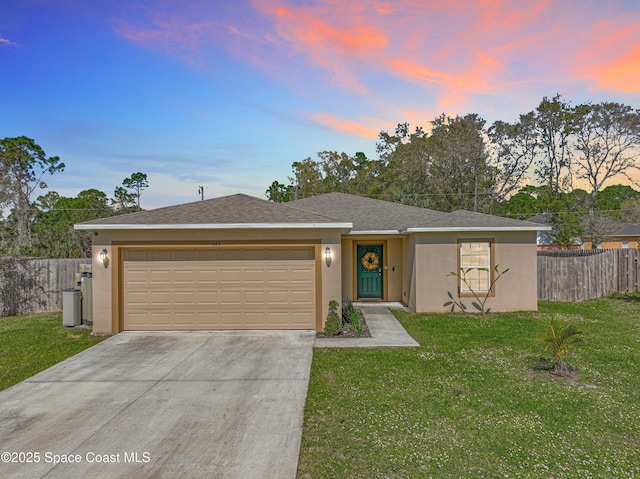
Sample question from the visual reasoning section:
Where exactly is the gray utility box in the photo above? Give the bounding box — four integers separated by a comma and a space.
80, 274, 93, 325
62, 289, 81, 327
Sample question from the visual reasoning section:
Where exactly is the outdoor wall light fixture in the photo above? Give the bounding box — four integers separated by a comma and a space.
99, 248, 109, 268
325, 247, 332, 267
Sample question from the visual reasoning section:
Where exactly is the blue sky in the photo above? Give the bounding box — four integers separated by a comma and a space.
2, 0, 640, 209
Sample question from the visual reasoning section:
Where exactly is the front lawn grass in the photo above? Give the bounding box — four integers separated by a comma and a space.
298, 299, 640, 478
0, 312, 107, 391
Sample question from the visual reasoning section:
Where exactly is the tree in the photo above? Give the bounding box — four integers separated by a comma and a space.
265, 181, 293, 203
494, 185, 545, 219
428, 113, 494, 212
32, 189, 113, 258
121, 172, 149, 210
488, 112, 538, 203
546, 190, 587, 248
0, 137, 64, 250
112, 186, 137, 214
269, 152, 379, 202
573, 102, 640, 209
290, 157, 323, 200
531, 95, 576, 193
595, 184, 640, 220
377, 115, 494, 212
376, 123, 432, 207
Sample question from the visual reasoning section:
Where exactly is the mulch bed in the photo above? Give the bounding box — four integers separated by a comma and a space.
316, 320, 371, 339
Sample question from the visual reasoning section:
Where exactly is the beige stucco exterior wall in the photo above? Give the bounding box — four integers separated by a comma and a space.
89, 228, 343, 335
411, 231, 538, 313
405, 235, 417, 311
340, 236, 405, 303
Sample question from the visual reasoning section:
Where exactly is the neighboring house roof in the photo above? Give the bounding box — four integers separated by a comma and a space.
526, 214, 548, 225
615, 221, 640, 237
76, 192, 548, 233
526, 214, 640, 239
75, 193, 352, 230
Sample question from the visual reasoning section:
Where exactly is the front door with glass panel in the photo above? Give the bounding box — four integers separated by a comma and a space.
357, 244, 383, 299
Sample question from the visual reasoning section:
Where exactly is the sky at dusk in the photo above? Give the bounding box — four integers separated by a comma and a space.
2, 0, 640, 209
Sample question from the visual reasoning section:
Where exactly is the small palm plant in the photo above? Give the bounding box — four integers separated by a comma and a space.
538, 316, 583, 376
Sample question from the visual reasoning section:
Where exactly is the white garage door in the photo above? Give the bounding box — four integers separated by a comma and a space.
122, 247, 316, 330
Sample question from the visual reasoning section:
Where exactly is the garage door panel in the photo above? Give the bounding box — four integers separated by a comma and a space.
148, 312, 172, 326
126, 312, 150, 327
174, 291, 197, 304
174, 249, 195, 261
291, 268, 314, 283
173, 269, 195, 283
290, 290, 314, 305
196, 290, 219, 304
267, 269, 289, 282
219, 290, 242, 304
175, 312, 196, 325
244, 290, 267, 304
150, 250, 171, 261
125, 291, 149, 306
196, 269, 219, 283
149, 269, 172, 284
244, 269, 267, 282
126, 270, 149, 284
123, 252, 316, 330
291, 312, 314, 327
220, 269, 242, 283
148, 291, 173, 305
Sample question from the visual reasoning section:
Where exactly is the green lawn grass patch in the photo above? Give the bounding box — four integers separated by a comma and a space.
298, 299, 640, 478
0, 312, 107, 391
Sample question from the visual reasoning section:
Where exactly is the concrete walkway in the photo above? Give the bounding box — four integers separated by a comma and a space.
0, 330, 315, 479
315, 303, 420, 348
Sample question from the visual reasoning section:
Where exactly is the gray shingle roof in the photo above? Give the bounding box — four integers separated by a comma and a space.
289, 192, 448, 231
76, 192, 547, 232
77, 194, 347, 228
291, 193, 543, 232
426, 209, 545, 230
618, 222, 640, 236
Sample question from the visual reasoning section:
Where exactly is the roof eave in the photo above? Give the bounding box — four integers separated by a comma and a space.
74, 222, 354, 231
346, 230, 403, 235
401, 225, 551, 233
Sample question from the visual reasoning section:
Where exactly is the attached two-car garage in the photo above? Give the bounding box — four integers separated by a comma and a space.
121, 246, 317, 331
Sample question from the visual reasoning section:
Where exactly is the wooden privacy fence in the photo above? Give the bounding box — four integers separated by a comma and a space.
0, 258, 91, 317
537, 249, 640, 302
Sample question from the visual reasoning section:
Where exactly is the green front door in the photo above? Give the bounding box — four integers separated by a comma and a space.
357, 244, 383, 299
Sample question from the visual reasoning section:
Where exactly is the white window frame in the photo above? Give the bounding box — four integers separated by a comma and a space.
458, 241, 492, 294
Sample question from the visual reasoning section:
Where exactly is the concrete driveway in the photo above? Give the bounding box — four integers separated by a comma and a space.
0, 330, 315, 479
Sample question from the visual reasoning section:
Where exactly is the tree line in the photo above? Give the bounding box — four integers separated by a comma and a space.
0, 136, 149, 258
267, 95, 640, 247
3, 95, 640, 258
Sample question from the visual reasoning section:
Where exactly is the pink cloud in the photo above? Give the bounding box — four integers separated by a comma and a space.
109, 0, 640, 133
593, 45, 640, 93
310, 112, 390, 138
576, 21, 640, 93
